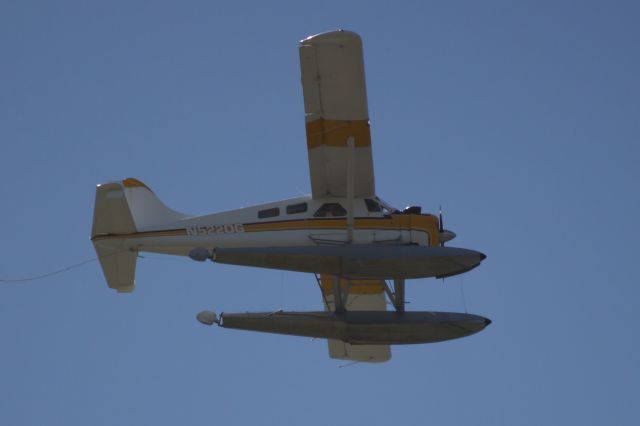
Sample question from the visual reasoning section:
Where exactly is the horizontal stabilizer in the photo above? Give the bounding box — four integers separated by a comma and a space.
95, 246, 137, 293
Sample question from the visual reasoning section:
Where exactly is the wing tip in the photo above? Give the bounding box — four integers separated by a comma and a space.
300, 29, 362, 46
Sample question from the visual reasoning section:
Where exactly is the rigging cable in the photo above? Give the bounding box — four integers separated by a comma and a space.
0, 257, 99, 283
0, 250, 127, 283
459, 275, 468, 314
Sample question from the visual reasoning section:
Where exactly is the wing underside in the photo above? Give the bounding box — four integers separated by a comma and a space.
299, 30, 375, 198
318, 274, 391, 363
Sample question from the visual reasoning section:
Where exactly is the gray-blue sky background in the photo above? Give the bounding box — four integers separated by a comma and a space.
1, 1, 638, 425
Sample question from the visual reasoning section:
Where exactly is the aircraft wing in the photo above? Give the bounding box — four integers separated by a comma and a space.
299, 30, 375, 199
318, 274, 391, 363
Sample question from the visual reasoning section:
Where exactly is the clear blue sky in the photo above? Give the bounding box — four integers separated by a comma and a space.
1, 1, 639, 425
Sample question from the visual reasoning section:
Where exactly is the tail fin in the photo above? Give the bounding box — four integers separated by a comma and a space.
91, 178, 188, 293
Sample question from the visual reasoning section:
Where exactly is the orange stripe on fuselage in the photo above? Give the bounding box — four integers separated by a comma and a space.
244, 215, 439, 245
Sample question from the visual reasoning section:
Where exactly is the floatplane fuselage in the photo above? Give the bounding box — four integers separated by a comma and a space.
92, 179, 484, 282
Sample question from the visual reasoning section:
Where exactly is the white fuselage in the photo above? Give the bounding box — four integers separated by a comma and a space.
92, 195, 438, 257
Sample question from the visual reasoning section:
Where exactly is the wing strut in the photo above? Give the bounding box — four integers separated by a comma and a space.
314, 273, 331, 310
332, 275, 351, 313
346, 136, 355, 242
384, 279, 405, 313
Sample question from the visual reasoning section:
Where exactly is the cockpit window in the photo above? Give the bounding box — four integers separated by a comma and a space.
258, 207, 280, 219
286, 202, 308, 214
364, 198, 382, 212
375, 197, 398, 215
313, 203, 347, 217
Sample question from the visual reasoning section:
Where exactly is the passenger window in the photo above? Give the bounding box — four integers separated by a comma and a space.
313, 203, 347, 217
258, 207, 280, 219
365, 198, 382, 212
286, 202, 308, 215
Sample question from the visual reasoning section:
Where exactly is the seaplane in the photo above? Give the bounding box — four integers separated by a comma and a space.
91, 30, 489, 363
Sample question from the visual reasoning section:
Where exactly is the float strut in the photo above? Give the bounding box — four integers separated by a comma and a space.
333, 275, 346, 313
393, 279, 405, 313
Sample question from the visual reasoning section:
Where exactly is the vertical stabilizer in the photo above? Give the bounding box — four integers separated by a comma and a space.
119, 178, 187, 231
91, 178, 187, 293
